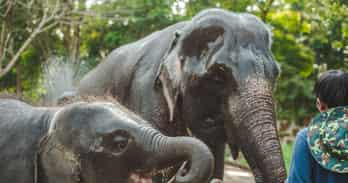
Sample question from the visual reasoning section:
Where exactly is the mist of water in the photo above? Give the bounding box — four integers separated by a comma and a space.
42, 57, 77, 105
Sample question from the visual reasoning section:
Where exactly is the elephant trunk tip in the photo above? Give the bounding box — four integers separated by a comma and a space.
141, 128, 214, 183
169, 137, 214, 183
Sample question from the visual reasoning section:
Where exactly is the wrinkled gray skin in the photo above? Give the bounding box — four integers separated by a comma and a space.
78, 9, 286, 183
0, 99, 213, 183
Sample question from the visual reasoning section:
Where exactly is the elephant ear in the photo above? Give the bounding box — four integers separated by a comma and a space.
155, 31, 183, 122
37, 135, 82, 183
180, 24, 225, 58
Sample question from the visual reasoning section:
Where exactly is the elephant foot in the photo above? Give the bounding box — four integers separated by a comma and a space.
210, 178, 223, 183
129, 173, 152, 183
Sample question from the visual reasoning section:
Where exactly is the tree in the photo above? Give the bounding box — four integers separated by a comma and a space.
0, 0, 71, 78
80, 0, 179, 59
304, 0, 348, 70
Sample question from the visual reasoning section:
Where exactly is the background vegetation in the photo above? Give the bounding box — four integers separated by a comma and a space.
1, 0, 347, 171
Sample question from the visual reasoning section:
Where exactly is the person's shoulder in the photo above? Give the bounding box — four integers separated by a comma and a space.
296, 128, 308, 140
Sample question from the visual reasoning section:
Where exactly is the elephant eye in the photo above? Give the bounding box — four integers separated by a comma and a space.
102, 130, 131, 155
113, 135, 129, 153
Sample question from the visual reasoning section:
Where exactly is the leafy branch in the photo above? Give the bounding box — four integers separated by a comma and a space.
0, 0, 71, 78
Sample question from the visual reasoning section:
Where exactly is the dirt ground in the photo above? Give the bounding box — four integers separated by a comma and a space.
223, 164, 255, 183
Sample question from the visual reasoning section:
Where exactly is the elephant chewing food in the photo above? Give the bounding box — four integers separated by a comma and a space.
0, 98, 214, 183
76, 8, 286, 183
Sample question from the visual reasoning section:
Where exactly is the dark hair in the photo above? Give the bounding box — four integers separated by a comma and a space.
314, 70, 348, 108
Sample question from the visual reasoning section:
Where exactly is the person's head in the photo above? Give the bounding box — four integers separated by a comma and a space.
314, 70, 348, 112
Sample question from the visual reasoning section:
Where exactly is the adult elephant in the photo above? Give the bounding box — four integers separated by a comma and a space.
78, 8, 286, 183
0, 98, 214, 183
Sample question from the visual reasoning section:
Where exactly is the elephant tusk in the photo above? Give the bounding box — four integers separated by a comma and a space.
186, 128, 193, 136
159, 74, 176, 122
167, 175, 176, 183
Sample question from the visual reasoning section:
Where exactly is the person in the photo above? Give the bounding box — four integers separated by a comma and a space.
286, 70, 348, 183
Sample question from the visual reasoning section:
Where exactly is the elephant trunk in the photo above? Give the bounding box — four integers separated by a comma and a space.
229, 79, 286, 183
139, 126, 214, 183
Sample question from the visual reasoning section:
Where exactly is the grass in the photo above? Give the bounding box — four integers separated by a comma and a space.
282, 142, 294, 174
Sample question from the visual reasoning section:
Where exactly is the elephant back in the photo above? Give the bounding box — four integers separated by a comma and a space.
0, 99, 53, 183
78, 22, 188, 105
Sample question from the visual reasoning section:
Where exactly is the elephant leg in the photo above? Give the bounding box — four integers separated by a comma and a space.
152, 175, 164, 183
212, 142, 225, 180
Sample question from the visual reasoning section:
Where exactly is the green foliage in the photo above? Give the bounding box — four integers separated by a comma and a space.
275, 69, 317, 125
267, 8, 317, 124
185, 0, 256, 14
305, 0, 348, 69
80, 0, 180, 59
282, 142, 294, 173
0, 45, 45, 102
271, 0, 347, 124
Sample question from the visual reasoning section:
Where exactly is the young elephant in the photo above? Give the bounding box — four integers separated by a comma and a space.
0, 98, 214, 183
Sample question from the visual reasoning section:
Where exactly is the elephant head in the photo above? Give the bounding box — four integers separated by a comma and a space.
39, 102, 214, 183
156, 9, 285, 183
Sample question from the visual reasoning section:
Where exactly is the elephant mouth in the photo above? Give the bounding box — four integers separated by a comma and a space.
128, 165, 179, 183
192, 124, 226, 142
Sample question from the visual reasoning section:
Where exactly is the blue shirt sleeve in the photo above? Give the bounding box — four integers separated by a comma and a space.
286, 128, 313, 183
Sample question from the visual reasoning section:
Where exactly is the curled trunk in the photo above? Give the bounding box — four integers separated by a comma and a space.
139, 126, 214, 183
